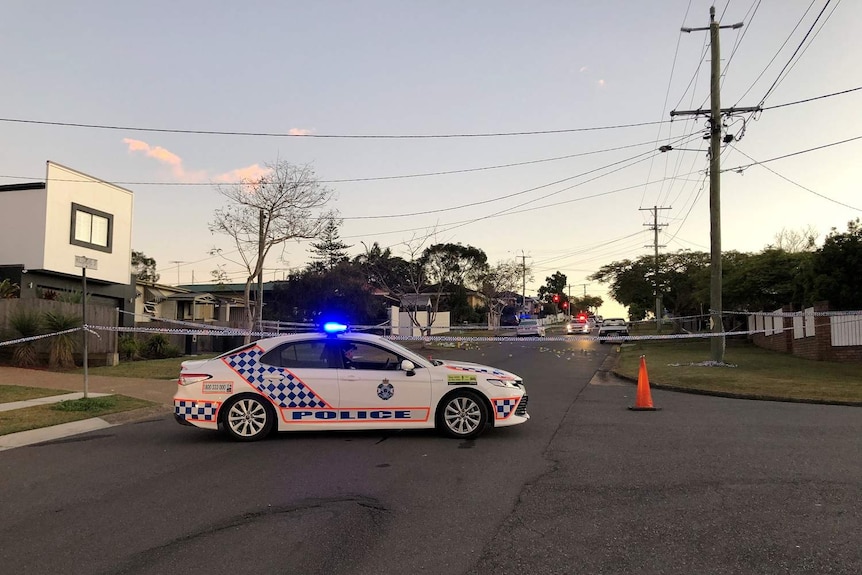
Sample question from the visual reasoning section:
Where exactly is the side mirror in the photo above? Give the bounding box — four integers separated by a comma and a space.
400, 360, 415, 376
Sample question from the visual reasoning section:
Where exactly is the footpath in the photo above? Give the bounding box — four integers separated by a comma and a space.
0, 366, 175, 451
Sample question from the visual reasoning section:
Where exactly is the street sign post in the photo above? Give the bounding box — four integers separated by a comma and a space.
74, 256, 98, 398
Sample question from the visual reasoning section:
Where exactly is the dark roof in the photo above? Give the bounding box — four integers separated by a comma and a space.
178, 282, 279, 293
0, 182, 46, 192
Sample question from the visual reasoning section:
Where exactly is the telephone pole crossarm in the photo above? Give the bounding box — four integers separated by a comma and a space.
671, 106, 761, 117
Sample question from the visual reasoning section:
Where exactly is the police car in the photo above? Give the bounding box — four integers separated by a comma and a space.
174, 323, 529, 441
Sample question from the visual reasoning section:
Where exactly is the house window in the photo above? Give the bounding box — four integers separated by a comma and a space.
70, 203, 113, 253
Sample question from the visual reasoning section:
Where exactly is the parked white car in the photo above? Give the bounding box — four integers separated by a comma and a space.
515, 319, 546, 337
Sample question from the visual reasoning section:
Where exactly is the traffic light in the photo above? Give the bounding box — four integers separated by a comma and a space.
562, 301, 569, 310
552, 294, 560, 303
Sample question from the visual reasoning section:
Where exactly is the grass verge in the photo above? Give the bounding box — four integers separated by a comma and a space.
0, 395, 155, 436
0, 385, 71, 403
615, 338, 862, 404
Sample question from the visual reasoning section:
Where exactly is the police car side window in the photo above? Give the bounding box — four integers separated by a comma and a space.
261, 341, 331, 369
347, 343, 401, 371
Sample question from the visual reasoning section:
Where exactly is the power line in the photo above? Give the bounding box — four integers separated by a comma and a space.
722, 134, 862, 173
729, 145, 861, 211
758, 0, 835, 106
733, 0, 818, 107
0, 117, 667, 139
0, 138, 666, 187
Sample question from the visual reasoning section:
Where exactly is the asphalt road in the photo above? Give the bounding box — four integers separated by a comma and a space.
1, 338, 860, 575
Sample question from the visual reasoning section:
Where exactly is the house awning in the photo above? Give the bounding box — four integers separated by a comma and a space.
166, 293, 218, 304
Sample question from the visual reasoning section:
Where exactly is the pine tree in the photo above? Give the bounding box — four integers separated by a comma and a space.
308, 219, 352, 271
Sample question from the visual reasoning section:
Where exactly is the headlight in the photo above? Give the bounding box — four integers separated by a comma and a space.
487, 378, 520, 388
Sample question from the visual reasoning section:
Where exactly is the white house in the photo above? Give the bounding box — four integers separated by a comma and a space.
0, 161, 136, 321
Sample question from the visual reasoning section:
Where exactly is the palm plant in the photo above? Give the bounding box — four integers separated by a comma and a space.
43, 311, 81, 369
0, 279, 19, 298
9, 310, 43, 367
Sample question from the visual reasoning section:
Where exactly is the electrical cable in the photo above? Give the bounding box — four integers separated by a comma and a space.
728, 144, 861, 211
0, 138, 669, 187
733, 0, 817, 107
758, 0, 835, 106
0, 117, 667, 139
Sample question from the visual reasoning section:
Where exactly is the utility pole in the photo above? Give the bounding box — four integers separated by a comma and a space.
672, 6, 758, 362
169, 260, 186, 285
641, 206, 670, 332
519, 251, 529, 315
257, 209, 266, 333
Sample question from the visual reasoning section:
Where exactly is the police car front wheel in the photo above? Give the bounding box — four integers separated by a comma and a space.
438, 391, 489, 439
222, 395, 275, 441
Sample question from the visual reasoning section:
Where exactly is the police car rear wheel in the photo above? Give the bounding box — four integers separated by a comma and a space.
223, 396, 274, 441
438, 392, 488, 439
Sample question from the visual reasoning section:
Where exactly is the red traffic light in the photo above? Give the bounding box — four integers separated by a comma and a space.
553, 294, 560, 303
562, 302, 569, 309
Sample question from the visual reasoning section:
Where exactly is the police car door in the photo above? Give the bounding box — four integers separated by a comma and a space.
256, 338, 340, 427
334, 340, 432, 428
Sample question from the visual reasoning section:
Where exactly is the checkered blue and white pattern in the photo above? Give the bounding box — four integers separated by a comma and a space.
175, 400, 218, 421
224, 348, 328, 408
493, 398, 519, 419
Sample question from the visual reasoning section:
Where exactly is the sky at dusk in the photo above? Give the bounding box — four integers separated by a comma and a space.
2, 1, 860, 318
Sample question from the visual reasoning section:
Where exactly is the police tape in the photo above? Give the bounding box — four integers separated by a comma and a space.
717, 309, 862, 317
0, 321, 810, 348
0, 327, 82, 347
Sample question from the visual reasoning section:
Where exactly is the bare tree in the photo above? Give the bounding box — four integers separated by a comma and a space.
479, 259, 532, 326
209, 161, 334, 335
771, 225, 818, 253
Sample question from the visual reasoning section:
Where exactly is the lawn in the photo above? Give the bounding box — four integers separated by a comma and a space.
0, 393, 155, 436
0, 384, 70, 403
615, 337, 862, 404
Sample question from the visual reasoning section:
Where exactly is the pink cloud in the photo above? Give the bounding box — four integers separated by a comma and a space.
123, 138, 271, 184
213, 164, 272, 183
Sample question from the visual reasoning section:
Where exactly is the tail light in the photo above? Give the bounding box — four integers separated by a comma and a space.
179, 373, 212, 386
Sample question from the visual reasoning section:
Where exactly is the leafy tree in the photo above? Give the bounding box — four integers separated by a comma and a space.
723, 249, 812, 311
571, 295, 604, 314
209, 161, 335, 335
420, 243, 488, 290
308, 218, 352, 271
537, 271, 567, 302
267, 262, 387, 325
131, 250, 159, 282
590, 252, 710, 320
354, 241, 411, 296
808, 218, 862, 309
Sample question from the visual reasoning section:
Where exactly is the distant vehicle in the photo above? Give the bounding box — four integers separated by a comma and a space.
500, 313, 520, 327
515, 319, 546, 337
597, 318, 629, 342
500, 306, 520, 327
566, 319, 590, 334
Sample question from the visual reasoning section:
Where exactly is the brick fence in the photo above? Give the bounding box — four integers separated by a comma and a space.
749, 301, 862, 363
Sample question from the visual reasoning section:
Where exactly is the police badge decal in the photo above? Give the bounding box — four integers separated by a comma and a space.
377, 379, 395, 400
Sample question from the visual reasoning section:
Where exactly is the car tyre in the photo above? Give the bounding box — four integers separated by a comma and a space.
222, 395, 275, 441
437, 391, 489, 439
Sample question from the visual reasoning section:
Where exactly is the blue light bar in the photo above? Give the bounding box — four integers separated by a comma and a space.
322, 322, 348, 334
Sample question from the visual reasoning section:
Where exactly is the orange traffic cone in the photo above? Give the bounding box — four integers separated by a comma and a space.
629, 355, 658, 411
